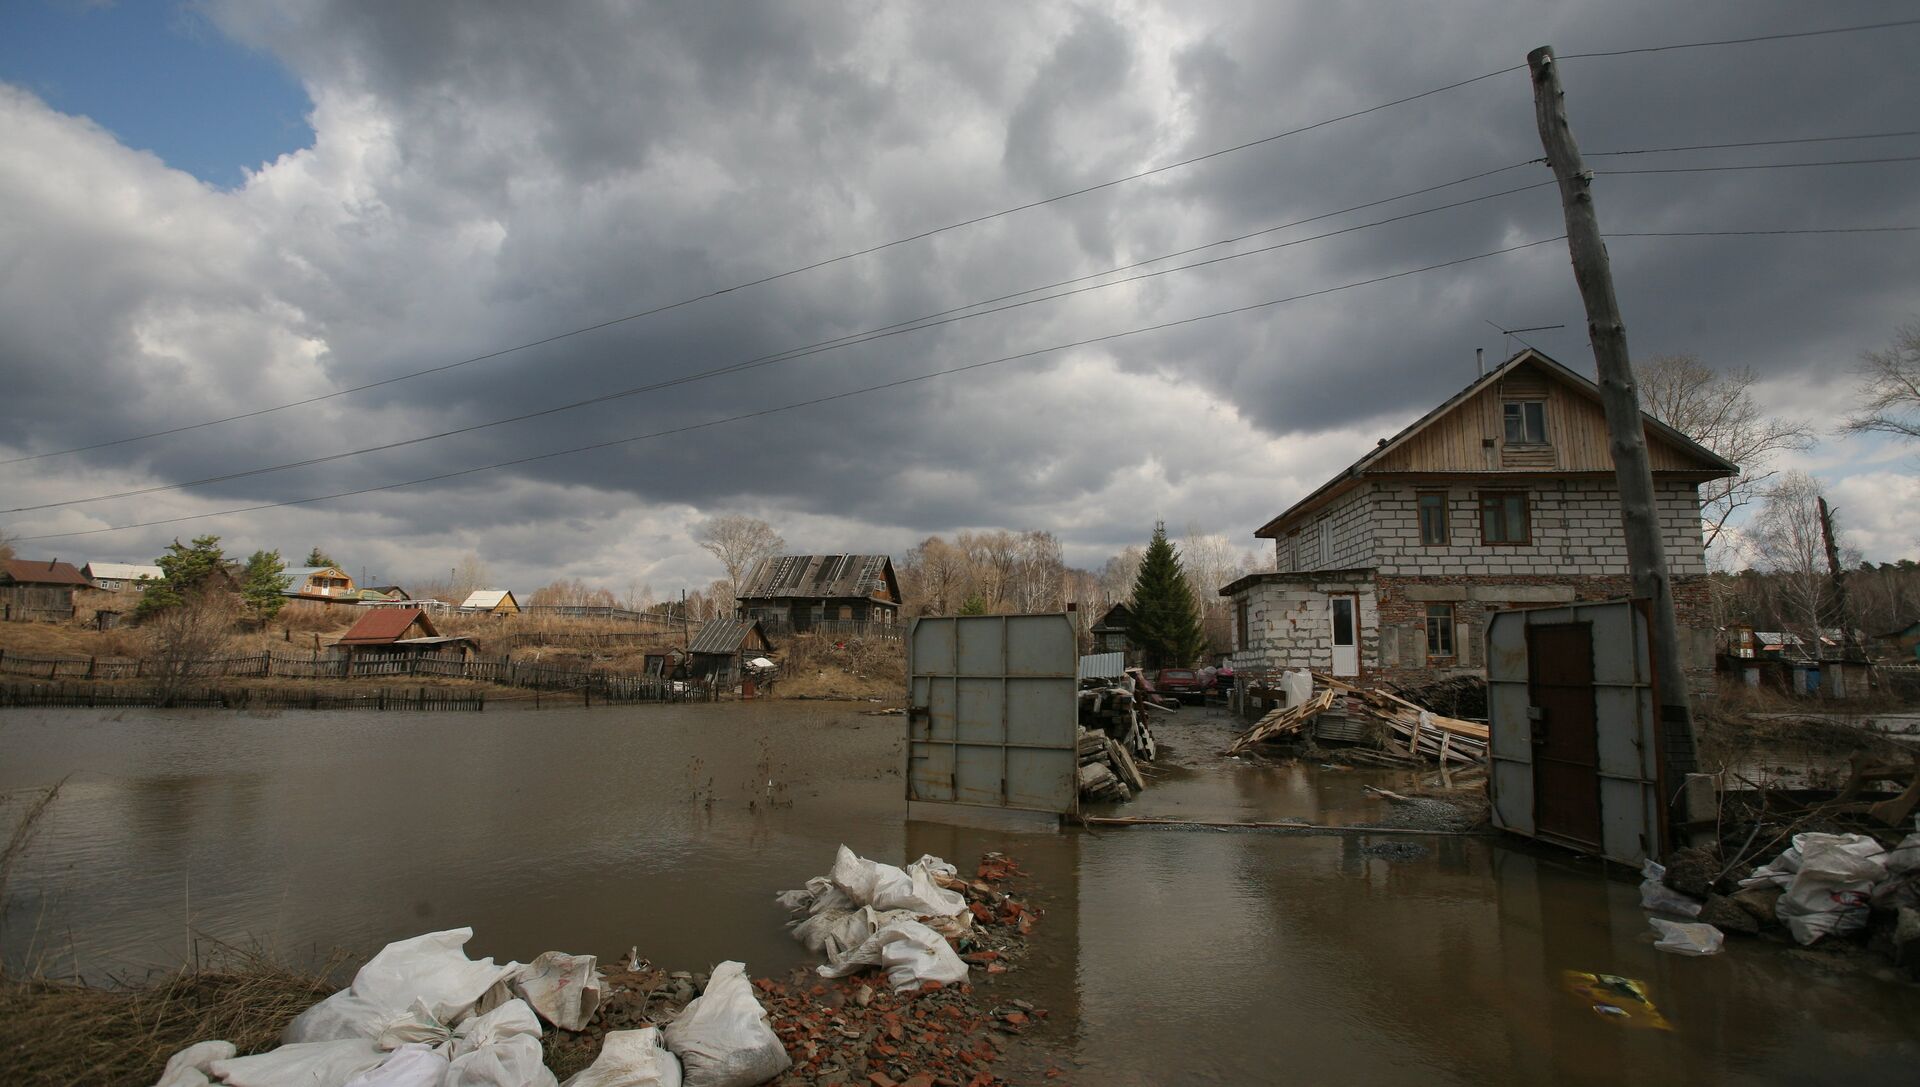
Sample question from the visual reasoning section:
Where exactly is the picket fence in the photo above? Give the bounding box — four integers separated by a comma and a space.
0, 681, 486, 711
0, 647, 684, 701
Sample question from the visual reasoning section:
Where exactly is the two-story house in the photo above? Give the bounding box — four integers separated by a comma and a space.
735, 554, 900, 632
1220, 349, 1735, 688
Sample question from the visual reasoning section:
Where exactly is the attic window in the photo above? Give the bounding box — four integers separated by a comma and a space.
1503, 401, 1547, 445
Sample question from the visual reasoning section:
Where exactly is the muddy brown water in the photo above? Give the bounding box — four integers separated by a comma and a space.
3, 702, 1916, 1085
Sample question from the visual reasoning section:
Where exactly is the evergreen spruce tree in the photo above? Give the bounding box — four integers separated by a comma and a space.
1127, 522, 1207, 668
241, 549, 292, 621
133, 535, 227, 621
305, 547, 337, 568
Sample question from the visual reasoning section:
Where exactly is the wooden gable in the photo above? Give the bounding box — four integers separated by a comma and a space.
1367, 355, 1731, 476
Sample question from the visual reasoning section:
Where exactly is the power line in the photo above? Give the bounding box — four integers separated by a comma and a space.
1596, 154, 1920, 175
1603, 226, 1919, 237
0, 63, 1530, 467
1560, 17, 1920, 59
12, 238, 1567, 542
1588, 130, 1920, 157
7, 177, 1561, 514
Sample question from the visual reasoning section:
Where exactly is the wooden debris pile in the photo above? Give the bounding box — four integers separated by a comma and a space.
1221, 673, 1488, 766
1077, 726, 1145, 802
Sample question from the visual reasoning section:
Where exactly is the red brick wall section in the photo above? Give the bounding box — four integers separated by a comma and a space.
1369, 573, 1712, 690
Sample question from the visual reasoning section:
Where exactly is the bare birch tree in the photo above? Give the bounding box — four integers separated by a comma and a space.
1843, 321, 1920, 440
1751, 471, 1830, 644
146, 586, 239, 706
693, 515, 785, 606
1635, 354, 1812, 555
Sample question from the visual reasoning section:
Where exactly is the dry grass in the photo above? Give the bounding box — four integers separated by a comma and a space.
0, 946, 340, 1087
774, 633, 904, 701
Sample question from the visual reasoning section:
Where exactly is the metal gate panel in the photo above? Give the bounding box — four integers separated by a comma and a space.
907, 614, 1079, 818
1488, 599, 1666, 865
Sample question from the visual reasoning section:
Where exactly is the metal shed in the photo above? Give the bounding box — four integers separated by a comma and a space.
1487, 598, 1669, 865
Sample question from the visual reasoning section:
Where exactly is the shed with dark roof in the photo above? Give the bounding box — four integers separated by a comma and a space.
688, 617, 775, 689
1, 559, 90, 622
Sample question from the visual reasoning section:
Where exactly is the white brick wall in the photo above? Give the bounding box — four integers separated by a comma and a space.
1277, 485, 1375, 572
1230, 572, 1377, 674
1364, 478, 1707, 577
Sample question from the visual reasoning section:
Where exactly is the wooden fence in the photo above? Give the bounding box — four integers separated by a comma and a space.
0, 682, 486, 711
754, 618, 904, 643
0, 647, 686, 701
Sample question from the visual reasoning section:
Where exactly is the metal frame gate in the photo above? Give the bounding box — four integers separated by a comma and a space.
905, 613, 1079, 822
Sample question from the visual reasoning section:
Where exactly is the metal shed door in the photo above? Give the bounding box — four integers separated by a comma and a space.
1527, 622, 1602, 849
906, 614, 1079, 815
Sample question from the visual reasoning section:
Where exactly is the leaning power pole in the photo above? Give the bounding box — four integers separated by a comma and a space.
1527, 47, 1699, 791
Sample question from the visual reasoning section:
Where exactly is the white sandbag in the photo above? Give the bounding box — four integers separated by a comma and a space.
1883, 830, 1920, 877
1279, 669, 1313, 708
827, 845, 966, 917
815, 917, 969, 992
662, 962, 791, 1087
444, 1000, 558, 1087
210, 1039, 388, 1087
285, 928, 519, 1043
1638, 860, 1702, 918
560, 1028, 684, 1087
374, 998, 452, 1050
513, 952, 604, 1032
1650, 918, 1724, 956
1795, 833, 1888, 883
1777, 876, 1874, 945
773, 876, 854, 918
154, 1040, 236, 1087
344, 1044, 449, 1087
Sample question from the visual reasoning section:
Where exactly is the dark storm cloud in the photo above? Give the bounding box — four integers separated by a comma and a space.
3, 1, 1918, 584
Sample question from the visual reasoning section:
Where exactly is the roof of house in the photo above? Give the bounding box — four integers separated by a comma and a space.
461, 589, 517, 609
1, 559, 90, 587
82, 562, 164, 582
1091, 602, 1134, 630
1255, 348, 1741, 539
337, 607, 439, 645
689, 617, 773, 655
290, 565, 352, 582
366, 586, 410, 598
737, 555, 899, 602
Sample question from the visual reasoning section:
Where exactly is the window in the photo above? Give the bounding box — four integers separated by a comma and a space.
1236, 598, 1250, 650
1481, 492, 1531, 544
1417, 492, 1449, 545
1503, 401, 1547, 445
1318, 518, 1334, 566
1426, 604, 1455, 658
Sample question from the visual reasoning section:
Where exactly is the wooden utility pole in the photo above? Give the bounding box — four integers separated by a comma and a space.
1528, 47, 1699, 785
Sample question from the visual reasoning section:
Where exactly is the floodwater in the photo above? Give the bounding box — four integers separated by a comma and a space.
3, 703, 1917, 1086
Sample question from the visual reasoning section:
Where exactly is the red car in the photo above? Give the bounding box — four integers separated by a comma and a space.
1153, 668, 1213, 703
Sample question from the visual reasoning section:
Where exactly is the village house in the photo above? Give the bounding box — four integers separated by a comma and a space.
735, 554, 900, 632
1089, 602, 1135, 655
81, 562, 164, 593
1220, 348, 1734, 689
460, 589, 521, 615
687, 616, 776, 691
285, 565, 357, 599
0, 559, 90, 622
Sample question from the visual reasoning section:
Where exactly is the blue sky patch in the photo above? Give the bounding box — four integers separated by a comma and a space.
0, 0, 312, 187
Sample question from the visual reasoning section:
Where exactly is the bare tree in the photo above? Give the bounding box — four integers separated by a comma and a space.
1099, 546, 1145, 609
1635, 354, 1813, 555
145, 586, 240, 706
1009, 530, 1065, 613
901, 536, 970, 615
450, 553, 491, 603
1752, 471, 1831, 645
1843, 321, 1920, 440
0, 526, 14, 563
693, 515, 785, 607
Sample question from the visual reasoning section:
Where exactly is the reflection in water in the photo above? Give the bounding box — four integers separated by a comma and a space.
3, 706, 1916, 1085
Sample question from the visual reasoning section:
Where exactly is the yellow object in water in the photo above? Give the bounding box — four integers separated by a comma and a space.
1562, 971, 1674, 1030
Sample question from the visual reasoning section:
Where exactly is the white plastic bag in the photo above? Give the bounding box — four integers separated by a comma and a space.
285, 928, 519, 1043
1638, 860, 1702, 918
513, 952, 604, 1032
210, 1039, 389, 1087
344, 1044, 449, 1087
1650, 918, 1724, 956
814, 917, 969, 992
154, 1040, 236, 1087
373, 998, 452, 1050
662, 962, 792, 1087
444, 1000, 558, 1087
561, 1028, 684, 1087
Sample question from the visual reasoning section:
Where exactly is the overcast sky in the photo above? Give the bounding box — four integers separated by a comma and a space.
2, 1, 1917, 595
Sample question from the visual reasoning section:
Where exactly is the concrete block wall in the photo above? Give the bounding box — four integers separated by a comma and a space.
1366, 478, 1707, 578
1228, 570, 1377, 676
1278, 485, 1375, 572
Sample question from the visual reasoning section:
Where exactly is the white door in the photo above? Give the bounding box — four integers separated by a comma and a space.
1329, 595, 1359, 677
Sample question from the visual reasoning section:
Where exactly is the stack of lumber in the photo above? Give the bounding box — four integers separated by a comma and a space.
1078, 673, 1161, 761
1315, 673, 1487, 765
1224, 689, 1337, 755
1078, 725, 1146, 803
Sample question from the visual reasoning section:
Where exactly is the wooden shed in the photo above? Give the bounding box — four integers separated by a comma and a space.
1, 559, 90, 622
688, 617, 775, 689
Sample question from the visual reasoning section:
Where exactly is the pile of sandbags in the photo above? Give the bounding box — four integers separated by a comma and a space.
774, 845, 971, 993
1738, 830, 1920, 946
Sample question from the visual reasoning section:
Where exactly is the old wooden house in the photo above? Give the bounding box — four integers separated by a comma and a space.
1221, 349, 1734, 689
735, 554, 900, 632
81, 562, 164, 593
1, 559, 90, 622
688, 617, 775, 689
1090, 602, 1135, 654
334, 607, 477, 661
